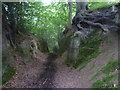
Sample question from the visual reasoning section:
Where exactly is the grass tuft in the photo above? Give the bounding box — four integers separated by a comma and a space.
66, 30, 103, 69
2, 67, 16, 84
101, 59, 118, 74
90, 57, 118, 81
92, 73, 118, 88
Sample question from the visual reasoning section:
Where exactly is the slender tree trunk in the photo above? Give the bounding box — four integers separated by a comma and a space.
117, 4, 120, 23
67, 0, 89, 63
68, 1, 72, 27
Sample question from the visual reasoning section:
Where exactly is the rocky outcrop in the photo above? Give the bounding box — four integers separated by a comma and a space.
2, 22, 40, 84
18, 34, 39, 63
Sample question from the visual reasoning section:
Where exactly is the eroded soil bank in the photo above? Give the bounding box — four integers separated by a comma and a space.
3, 31, 118, 88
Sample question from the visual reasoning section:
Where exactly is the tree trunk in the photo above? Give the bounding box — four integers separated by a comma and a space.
67, 0, 89, 63
68, 1, 72, 27
116, 3, 120, 23
76, 0, 88, 15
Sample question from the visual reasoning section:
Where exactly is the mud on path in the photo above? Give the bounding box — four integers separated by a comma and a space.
38, 53, 57, 88
53, 31, 118, 88
3, 31, 118, 88
3, 52, 57, 88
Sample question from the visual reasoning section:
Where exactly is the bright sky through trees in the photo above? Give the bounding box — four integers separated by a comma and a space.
41, 0, 52, 5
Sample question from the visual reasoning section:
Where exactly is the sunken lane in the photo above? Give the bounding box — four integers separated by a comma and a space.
39, 53, 57, 88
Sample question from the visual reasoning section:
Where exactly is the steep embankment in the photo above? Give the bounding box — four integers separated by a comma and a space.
3, 31, 118, 88
3, 51, 47, 88
3, 52, 58, 88
54, 30, 118, 88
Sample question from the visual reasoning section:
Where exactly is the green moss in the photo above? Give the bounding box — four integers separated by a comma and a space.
92, 74, 118, 88
101, 59, 118, 74
58, 35, 71, 56
90, 72, 101, 81
2, 67, 16, 84
17, 46, 31, 63
91, 57, 118, 80
91, 58, 118, 81
68, 31, 103, 69
65, 59, 75, 67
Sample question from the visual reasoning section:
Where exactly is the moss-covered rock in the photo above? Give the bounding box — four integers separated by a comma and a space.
17, 34, 39, 62
18, 40, 31, 62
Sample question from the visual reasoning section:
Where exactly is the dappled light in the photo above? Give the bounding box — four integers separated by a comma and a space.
2, 1, 120, 88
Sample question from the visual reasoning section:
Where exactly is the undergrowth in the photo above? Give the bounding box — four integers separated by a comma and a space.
102, 60, 118, 74
92, 73, 118, 88
91, 57, 118, 81
66, 30, 104, 69
88, 2, 118, 13
2, 67, 16, 84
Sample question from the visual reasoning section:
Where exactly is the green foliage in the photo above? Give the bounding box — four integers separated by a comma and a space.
39, 38, 49, 53
101, 59, 118, 74
53, 46, 59, 54
3, 2, 119, 52
2, 67, 16, 84
29, 2, 69, 52
17, 40, 31, 62
66, 31, 102, 69
58, 35, 71, 55
92, 74, 118, 88
3, 2, 69, 52
90, 72, 101, 81
65, 59, 75, 67
3, 1, 120, 86
88, 2, 118, 12
91, 58, 118, 81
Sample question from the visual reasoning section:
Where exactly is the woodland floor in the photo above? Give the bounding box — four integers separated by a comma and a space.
3, 31, 118, 88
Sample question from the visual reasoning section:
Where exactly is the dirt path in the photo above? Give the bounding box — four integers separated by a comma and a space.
3, 31, 118, 88
3, 53, 57, 88
38, 53, 57, 88
3, 52, 47, 88
53, 31, 118, 88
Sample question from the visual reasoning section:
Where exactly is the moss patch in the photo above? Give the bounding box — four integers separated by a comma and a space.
101, 59, 118, 74
90, 72, 101, 81
65, 59, 75, 67
90, 57, 118, 81
2, 67, 16, 84
58, 35, 71, 56
92, 73, 118, 88
66, 31, 104, 69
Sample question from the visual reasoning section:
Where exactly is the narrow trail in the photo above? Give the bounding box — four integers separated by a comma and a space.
3, 53, 58, 88
3, 31, 118, 88
53, 31, 118, 88
39, 53, 57, 88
